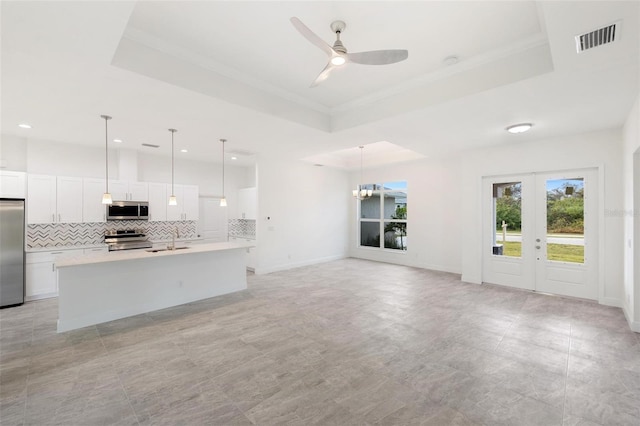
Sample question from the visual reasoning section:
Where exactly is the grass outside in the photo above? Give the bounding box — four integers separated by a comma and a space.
496, 241, 584, 263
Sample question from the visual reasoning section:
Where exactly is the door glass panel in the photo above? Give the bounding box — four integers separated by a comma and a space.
546, 178, 584, 263
492, 182, 522, 257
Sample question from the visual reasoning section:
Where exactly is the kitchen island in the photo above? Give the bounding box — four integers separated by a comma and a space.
55, 241, 254, 332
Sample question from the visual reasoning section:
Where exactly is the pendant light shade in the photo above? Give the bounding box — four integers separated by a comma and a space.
100, 115, 113, 205
220, 138, 227, 207
353, 146, 373, 200
168, 129, 177, 205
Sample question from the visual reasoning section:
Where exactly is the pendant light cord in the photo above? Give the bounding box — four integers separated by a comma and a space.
100, 115, 111, 194
220, 139, 226, 198
169, 129, 177, 195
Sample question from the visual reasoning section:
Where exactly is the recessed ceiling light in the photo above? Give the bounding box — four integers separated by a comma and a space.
181, 149, 188, 153
231, 156, 237, 160
506, 123, 533, 134
113, 139, 122, 143
18, 123, 32, 129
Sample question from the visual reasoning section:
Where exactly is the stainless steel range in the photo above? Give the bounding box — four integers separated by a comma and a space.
105, 229, 152, 251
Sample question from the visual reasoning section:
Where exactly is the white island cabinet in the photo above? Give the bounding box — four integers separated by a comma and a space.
55, 241, 252, 332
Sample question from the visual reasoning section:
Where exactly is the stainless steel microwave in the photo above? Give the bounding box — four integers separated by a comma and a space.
107, 201, 149, 220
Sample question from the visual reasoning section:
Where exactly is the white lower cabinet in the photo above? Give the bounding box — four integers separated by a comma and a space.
26, 249, 86, 300
229, 237, 255, 270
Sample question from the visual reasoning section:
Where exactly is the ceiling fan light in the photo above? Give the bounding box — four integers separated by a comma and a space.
101, 193, 112, 205
331, 55, 346, 66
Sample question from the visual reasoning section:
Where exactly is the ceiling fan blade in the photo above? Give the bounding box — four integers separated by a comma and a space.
290, 17, 335, 57
310, 62, 334, 87
347, 49, 409, 65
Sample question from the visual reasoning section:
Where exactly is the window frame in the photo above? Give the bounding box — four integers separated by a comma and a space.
357, 182, 407, 252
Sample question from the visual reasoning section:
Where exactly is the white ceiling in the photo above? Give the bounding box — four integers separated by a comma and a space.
1, 1, 638, 169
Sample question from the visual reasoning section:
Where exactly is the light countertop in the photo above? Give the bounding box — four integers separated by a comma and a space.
56, 241, 255, 268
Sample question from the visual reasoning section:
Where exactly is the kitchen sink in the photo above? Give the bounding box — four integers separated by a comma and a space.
146, 246, 190, 253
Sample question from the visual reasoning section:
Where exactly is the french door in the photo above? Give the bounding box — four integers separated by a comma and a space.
482, 169, 598, 300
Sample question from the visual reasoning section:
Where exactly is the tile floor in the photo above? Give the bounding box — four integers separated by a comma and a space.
1, 258, 639, 425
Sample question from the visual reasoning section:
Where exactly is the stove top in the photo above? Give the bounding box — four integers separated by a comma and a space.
105, 229, 152, 251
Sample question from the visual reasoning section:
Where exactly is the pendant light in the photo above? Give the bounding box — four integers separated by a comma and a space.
168, 128, 177, 205
100, 115, 113, 204
220, 138, 227, 207
352, 146, 373, 200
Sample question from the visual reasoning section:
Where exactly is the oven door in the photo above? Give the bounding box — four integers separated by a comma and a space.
107, 201, 139, 220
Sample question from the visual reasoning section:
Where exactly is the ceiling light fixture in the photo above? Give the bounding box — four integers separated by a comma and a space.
220, 139, 227, 207
168, 129, 178, 206
352, 146, 373, 200
331, 55, 346, 66
181, 149, 188, 153
506, 123, 533, 134
113, 138, 122, 143
18, 123, 32, 129
231, 156, 237, 160
100, 115, 113, 205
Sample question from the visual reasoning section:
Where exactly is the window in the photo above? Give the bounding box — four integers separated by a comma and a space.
359, 181, 407, 251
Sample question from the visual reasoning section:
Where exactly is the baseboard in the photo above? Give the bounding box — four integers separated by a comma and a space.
254, 254, 347, 275
622, 304, 640, 332
461, 274, 482, 284
599, 297, 623, 308
25, 292, 58, 302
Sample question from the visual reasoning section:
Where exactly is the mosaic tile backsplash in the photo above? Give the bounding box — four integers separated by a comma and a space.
228, 219, 255, 239
27, 221, 197, 249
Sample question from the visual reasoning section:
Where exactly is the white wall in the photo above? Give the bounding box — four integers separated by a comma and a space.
255, 158, 350, 274
622, 93, 640, 330
348, 156, 463, 274
0, 134, 253, 220
460, 129, 623, 305
0, 134, 27, 171
137, 152, 251, 219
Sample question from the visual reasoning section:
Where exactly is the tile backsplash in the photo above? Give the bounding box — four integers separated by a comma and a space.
27, 221, 197, 249
228, 219, 255, 238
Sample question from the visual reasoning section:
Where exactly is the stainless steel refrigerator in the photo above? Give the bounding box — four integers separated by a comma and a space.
0, 198, 25, 307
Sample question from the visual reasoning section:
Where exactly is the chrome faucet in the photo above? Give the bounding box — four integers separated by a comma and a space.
169, 227, 178, 251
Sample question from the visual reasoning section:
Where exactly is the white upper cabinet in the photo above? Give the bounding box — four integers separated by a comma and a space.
166, 184, 199, 221
183, 185, 199, 221
129, 182, 148, 201
56, 176, 83, 223
27, 174, 57, 224
82, 178, 107, 223
0, 171, 26, 198
109, 180, 148, 201
27, 174, 82, 224
147, 182, 167, 222
238, 187, 257, 220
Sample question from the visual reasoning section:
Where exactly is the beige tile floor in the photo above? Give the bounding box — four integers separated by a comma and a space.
1, 258, 639, 425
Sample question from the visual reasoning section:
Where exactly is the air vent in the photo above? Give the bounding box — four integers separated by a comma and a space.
575, 21, 620, 53
141, 143, 159, 148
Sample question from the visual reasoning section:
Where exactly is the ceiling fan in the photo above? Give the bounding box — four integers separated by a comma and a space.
290, 17, 409, 87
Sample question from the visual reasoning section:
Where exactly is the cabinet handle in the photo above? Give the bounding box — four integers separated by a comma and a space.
58, 214, 61, 222
52, 263, 55, 272
103, 213, 105, 221
50, 251, 64, 254
52, 213, 55, 222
